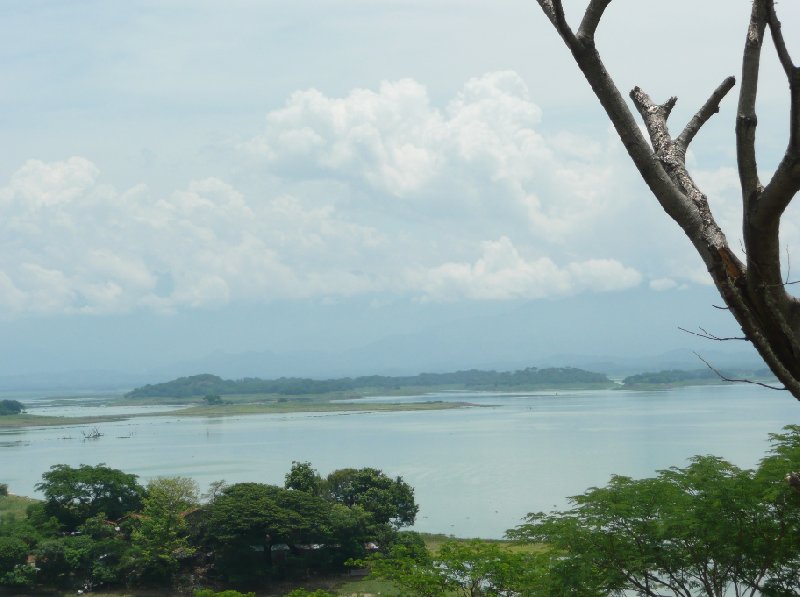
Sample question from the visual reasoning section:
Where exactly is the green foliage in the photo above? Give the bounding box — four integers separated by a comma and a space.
205, 482, 334, 583
125, 366, 612, 398
35, 463, 145, 530
324, 467, 418, 528
33, 514, 132, 589
285, 461, 322, 496
622, 367, 777, 387
0, 400, 24, 416
509, 430, 800, 596
130, 476, 199, 583
194, 589, 256, 597
205, 394, 223, 405
0, 536, 28, 573
365, 538, 548, 597
0, 484, 7, 496
283, 589, 336, 597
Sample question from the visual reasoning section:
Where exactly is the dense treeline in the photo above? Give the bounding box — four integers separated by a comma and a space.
0, 462, 417, 593
125, 366, 612, 398
622, 367, 775, 387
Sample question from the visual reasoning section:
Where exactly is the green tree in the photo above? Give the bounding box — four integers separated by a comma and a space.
35, 464, 144, 530
0, 536, 28, 577
285, 461, 322, 496
365, 538, 548, 597
509, 443, 800, 597
324, 467, 418, 528
205, 483, 332, 582
204, 394, 223, 405
130, 476, 199, 583
0, 400, 24, 416
34, 515, 130, 590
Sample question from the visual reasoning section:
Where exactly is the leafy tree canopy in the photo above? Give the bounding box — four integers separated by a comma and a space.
508, 427, 800, 597
0, 400, 24, 416
35, 464, 145, 530
285, 461, 322, 496
324, 467, 418, 528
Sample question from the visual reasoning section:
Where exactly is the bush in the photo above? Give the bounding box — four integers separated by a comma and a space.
194, 590, 256, 597
0, 400, 23, 416
0, 483, 7, 496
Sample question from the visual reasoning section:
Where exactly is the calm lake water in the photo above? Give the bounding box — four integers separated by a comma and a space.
3, 384, 799, 538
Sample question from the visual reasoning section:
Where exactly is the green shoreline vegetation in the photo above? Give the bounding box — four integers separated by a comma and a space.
0, 364, 782, 429
0, 365, 617, 429
620, 366, 777, 389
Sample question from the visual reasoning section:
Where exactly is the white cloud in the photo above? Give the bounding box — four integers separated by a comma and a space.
650, 277, 678, 292
247, 71, 624, 243
0, 159, 389, 315
412, 236, 640, 302
0, 72, 715, 317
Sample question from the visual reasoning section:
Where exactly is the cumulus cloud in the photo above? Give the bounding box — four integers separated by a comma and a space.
412, 236, 641, 302
247, 71, 623, 243
0, 72, 675, 316
0, 159, 387, 315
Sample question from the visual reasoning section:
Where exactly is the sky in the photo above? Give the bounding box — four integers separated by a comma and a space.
1, 0, 798, 386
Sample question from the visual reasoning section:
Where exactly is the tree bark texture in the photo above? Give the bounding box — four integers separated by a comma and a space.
535, 0, 800, 400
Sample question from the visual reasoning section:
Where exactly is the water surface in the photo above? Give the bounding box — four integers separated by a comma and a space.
2, 384, 798, 538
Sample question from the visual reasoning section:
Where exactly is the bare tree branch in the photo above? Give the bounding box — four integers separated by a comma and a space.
693, 352, 786, 391
678, 326, 747, 341
786, 245, 791, 285
765, 0, 796, 77
535, 0, 577, 46
747, 1, 800, 262
676, 77, 736, 154
736, 1, 766, 204
577, 0, 614, 43
629, 87, 676, 158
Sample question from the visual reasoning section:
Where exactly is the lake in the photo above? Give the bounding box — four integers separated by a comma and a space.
3, 384, 799, 538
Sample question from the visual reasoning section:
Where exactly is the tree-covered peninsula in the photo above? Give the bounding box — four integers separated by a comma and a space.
125, 366, 614, 399
621, 367, 776, 389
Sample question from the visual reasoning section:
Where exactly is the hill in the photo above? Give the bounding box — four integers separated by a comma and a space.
125, 366, 614, 399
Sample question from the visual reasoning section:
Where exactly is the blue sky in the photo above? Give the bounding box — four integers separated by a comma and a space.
1, 0, 797, 382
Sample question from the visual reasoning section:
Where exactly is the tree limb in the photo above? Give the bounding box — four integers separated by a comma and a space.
577, 0, 613, 43
765, 0, 796, 78
752, 0, 800, 225
678, 326, 747, 341
676, 77, 736, 154
535, 0, 577, 46
736, 1, 767, 206
693, 352, 786, 391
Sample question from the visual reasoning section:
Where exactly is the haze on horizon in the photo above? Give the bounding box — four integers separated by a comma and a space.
2, 0, 797, 389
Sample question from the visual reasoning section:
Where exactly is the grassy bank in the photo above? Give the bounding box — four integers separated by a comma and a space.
0, 397, 469, 429
0, 493, 38, 520
0, 413, 127, 428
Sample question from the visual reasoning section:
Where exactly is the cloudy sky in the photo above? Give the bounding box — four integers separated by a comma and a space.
1, 0, 798, 384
